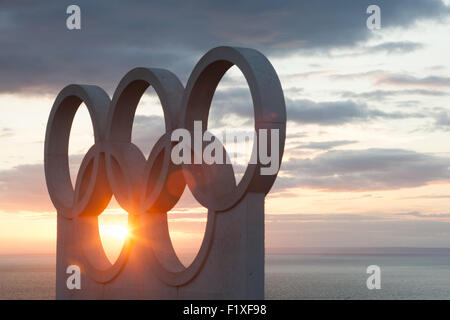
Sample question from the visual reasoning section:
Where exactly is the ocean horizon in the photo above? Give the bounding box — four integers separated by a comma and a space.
1, 247, 450, 300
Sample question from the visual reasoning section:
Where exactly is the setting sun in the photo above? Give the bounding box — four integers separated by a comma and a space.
97, 210, 130, 264
99, 225, 129, 240
98, 224, 129, 263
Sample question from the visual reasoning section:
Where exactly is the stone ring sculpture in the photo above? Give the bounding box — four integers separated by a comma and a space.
45, 46, 286, 299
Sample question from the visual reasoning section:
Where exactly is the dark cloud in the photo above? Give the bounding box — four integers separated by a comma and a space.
286, 98, 425, 125
1, 0, 449, 93
187, 87, 427, 127
278, 148, 450, 191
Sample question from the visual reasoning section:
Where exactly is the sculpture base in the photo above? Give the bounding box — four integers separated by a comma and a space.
56, 193, 264, 299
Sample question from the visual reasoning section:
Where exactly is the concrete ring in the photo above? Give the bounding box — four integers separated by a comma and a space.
104, 67, 185, 214
179, 46, 286, 212
44, 84, 110, 218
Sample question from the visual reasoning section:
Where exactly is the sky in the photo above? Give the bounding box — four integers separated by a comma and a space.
1, 0, 450, 264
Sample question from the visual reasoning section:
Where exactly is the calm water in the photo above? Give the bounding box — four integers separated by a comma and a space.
265, 253, 450, 299
2, 253, 450, 299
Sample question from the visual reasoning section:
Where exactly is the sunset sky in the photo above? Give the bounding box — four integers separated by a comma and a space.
1, 1, 450, 264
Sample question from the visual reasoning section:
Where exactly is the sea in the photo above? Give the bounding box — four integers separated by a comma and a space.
2, 248, 450, 299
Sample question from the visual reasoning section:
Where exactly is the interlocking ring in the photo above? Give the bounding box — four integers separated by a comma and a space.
45, 46, 286, 285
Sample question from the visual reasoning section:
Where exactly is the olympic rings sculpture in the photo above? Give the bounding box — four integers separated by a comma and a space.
45, 46, 286, 286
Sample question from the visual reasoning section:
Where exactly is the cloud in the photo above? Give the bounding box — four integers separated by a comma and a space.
0, 114, 197, 213
0, 112, 200, 213
266, 216, 450, 247
0, 128, 13, 138
400, 194, 450, 200
400, 211, 450, 218
332, 41, 425, 57
190, 88, 427, 128
378, 74, 450, 87
278, 148, 450, 191
340, 89, 447, 101
266, 211, 450, 223
1, 0, 449, 93
422, 107, 450, 131
331, 70, 450, 89
330, 70, 385, 81
266, 213, 385, 222
0, 152, 96, 213
131, 115, 167, 156
286, 98, 425, 125
431, 109, 450, 128
366, 41, 424, 54
283, 71, 333, 81
297, 140, 357, 150
187, 87, 256, 128
0, 163, 50, 212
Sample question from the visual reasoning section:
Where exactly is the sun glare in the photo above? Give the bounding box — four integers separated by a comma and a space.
98, 220, 130, 264
99, 225, 130, 240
